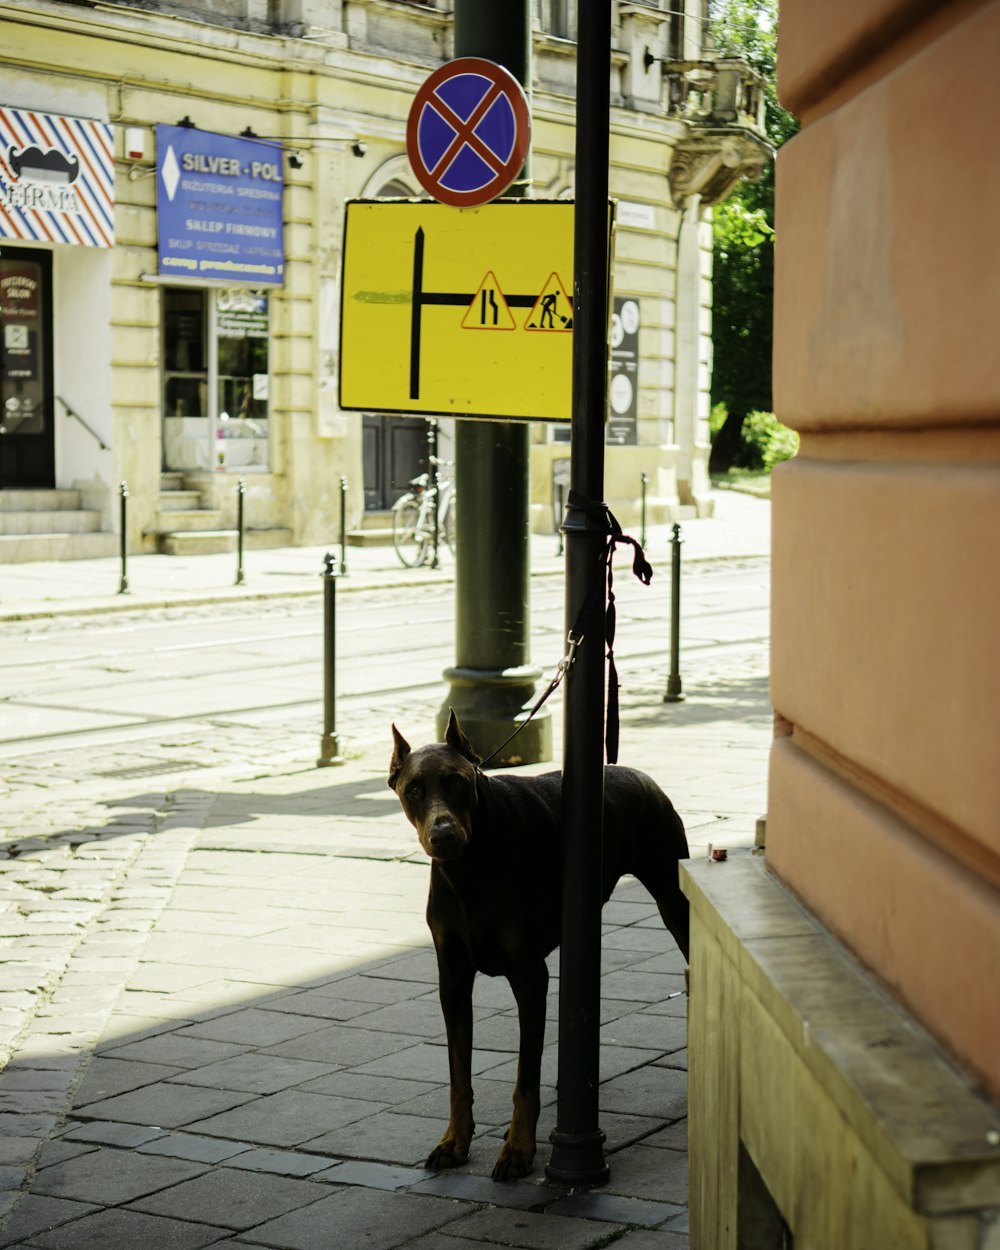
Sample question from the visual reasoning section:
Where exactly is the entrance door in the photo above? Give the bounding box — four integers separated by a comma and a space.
0, 247, 54, 488
362, 414, 429, 510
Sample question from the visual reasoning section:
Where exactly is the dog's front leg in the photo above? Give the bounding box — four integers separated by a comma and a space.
427, 944, 476, 1171
493, 960, 549, 1181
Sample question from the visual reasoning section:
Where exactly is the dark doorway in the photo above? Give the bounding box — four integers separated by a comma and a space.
737, 1142, 793, 1249
362, 414, 429, 510
0, 247, 55, 488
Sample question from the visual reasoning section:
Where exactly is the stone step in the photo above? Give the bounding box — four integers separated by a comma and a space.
0, 509, 102, 535
0, 532, 118, 563
358, 509, 393, 530
158, 529, 237, 556
149, 509, 225, 533
160, 472, 185, 491
0, 489, 83, 513
156, 528, 292, 556
158, 491, 203, 513
346, 527, 394, 547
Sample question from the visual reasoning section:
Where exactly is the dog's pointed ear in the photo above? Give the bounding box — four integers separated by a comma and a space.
388, 724, 410, 791
445, 708, 482, 767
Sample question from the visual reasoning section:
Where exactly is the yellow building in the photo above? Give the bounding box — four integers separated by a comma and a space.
683, 1, 1000, 1245
0, 0, 768, 560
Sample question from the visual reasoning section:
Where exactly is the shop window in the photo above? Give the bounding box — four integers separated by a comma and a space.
162, 287, 270, 471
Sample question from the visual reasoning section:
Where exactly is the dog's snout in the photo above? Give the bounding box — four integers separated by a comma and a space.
430, 819, 455, 848
426, 816, 465, 858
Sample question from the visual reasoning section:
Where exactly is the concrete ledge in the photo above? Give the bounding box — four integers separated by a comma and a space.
681, 852, 1000, 1248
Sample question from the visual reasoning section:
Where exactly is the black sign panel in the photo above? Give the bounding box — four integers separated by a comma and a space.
607, 295, 639, 445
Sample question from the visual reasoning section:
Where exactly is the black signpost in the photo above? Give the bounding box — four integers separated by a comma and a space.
546, 1, 614, 1187
441, 0, 550, 765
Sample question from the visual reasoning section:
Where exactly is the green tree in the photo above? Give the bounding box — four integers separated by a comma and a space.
708, 0, 798, 472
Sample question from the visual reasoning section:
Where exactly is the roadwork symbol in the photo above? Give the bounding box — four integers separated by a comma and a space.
462, 272, 516, 330
525, 273, 574, 331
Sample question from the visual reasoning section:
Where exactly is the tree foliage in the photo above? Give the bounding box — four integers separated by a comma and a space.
708, 0, 798, 471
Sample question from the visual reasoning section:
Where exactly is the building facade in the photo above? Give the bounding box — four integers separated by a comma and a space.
0, 0, 769, 561
683, 1, 1000, 1246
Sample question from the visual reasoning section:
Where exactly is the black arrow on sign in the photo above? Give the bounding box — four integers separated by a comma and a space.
410, 228, 560, 400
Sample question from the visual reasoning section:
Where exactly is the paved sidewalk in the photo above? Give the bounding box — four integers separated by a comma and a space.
0, 492, 771, 1248
0, 491, 769, 621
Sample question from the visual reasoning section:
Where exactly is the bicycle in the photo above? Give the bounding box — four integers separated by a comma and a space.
391, 457, 456, 568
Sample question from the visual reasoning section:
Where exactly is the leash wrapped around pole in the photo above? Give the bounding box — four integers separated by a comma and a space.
479, 492, 653, 771
478, 631, 582, 769
564, 489, 653, 766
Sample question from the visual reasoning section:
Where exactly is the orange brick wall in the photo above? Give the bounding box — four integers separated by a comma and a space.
768, 0, 1000, 1101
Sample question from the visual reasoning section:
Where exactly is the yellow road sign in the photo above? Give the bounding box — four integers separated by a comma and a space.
340, 200, 609, 421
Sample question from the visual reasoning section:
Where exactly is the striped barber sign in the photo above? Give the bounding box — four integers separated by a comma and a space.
0, 107, 114, 248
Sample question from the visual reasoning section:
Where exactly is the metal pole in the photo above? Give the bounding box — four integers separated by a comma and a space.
117, 480, 129, 595
556, 483, 565, 557
235, 478, 246, 586
640, 472, 648, 549
339, 476, 348, 577
317, 552, 344, 766
546, 0, 612, 1189
429, 418, 440, 570
439, 0, 550, 765
664, 523, 685, 703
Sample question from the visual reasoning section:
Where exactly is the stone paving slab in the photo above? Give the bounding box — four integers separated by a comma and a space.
128, 1167, 331, 1232
0, 1195, 100, 1249
30, 1146, 208, 1206
240, 1187, 472, 1250
20, 1206, 227, 1249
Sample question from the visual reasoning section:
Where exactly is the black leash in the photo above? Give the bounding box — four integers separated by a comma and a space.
479, 491, 652, 769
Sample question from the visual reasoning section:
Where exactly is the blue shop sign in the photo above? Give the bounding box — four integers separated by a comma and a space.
156, 125, 284, 286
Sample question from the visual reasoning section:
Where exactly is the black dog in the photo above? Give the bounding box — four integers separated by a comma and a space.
388, 709, 689, 1181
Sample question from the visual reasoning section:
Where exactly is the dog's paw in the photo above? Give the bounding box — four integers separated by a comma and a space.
425, 1136, 470, 1171
491, 1141, 535, 1182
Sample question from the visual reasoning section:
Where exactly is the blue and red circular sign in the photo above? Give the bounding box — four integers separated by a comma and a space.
406, 57, 530, 208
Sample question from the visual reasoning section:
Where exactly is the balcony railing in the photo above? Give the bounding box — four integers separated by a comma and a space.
651, 52, 775, 207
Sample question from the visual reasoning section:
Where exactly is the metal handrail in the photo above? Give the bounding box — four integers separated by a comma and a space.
56, 395, 110, 451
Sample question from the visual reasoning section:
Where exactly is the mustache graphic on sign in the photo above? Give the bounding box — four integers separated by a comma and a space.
8, 145, 80, 185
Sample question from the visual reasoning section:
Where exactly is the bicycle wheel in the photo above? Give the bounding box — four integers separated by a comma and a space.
442, 494, 456, 557
392, 495, 430, 568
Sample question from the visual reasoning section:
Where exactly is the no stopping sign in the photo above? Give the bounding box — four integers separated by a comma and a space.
406, 58, 531, 208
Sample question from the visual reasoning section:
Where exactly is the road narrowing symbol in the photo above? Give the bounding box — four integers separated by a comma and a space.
462, 273, 516, 330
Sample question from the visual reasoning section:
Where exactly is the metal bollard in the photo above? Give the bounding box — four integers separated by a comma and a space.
640, 471, 648, 549
235, 478, 246, 586
664, 522, 685, 703
317, 551, 345, 766
339, 476, 348, 577
556, 482, 565, 557
117, 480, 129, 595
428, 418, 440, 571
